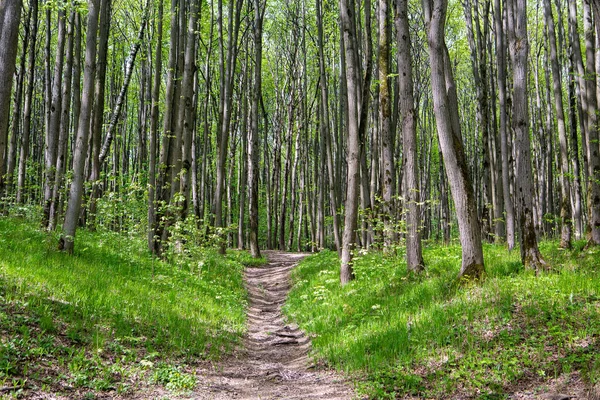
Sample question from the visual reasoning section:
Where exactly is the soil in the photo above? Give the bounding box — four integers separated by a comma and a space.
188, 251, 356, 400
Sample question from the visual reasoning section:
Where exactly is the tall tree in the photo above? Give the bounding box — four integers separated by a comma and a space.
17, 0, 38, 204
59, 0, 101, 253
506, 0, 547, 269
422, 0, 484, 278
396, 0, 424, 272
544, 0, 572, 249
0, 0, 23, 192
495, 0, 515, 250
339, 0, 361, 285
248, 0, 265, 258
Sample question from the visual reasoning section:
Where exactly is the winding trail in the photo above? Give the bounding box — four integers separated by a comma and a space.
195, 251, 356, 399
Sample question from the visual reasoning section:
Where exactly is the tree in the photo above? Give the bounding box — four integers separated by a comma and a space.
396, 0, 424, 272
543, 0, 572, 249
422, 0, 484, 279
59, 0, 101, 253
506, 0, 547, 269
339, 0, 361, 285
0, 0, 23, 192
248, 0, 265, 258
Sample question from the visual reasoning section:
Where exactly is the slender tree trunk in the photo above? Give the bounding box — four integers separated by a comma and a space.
17, 0, 38, 204
43, 9, 67, 228
379, 0, 395, 249
396, 0, 424, 271
7, 5, 31, 195
49, 10, 76, 231
0, 0, 23, 192
87, 0, 111, 228
496, 0, 515, 250
316, 0, 341, 254
506, 0, 548, 269
248, 0, 264, 258
544, 0, 572, 248
59, 0, 101, 253
339, 0, 361, 285
148, 0, 164, 253
586, 0, 600, 245
423, 0, 484, 278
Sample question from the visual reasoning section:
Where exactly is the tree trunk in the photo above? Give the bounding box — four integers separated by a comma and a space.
586, 0, 600, 245
87, 0, 112, 228
544, 0, 572, 249
148, 0, 163, 253
48, 10, 76, 231
506, 0, 548, 269
59, 0, 101, 253
496, 0, 515, 250
0, 0, 23, 192
423, 0, 484, 279
17, 0, 38, 204
248, 0, 264, 258
339, 0, 361, 285
396, 0, 424, 271
316, 0, 341, 254
42, 9, 67, 228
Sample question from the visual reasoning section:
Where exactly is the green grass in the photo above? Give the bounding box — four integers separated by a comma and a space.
284, 241, 600, 399
0, 216, 250, 397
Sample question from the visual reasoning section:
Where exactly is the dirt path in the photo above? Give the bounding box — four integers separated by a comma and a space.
193, 251, 357, 399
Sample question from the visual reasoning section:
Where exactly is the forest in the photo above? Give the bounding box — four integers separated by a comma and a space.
1, 0, 600, 398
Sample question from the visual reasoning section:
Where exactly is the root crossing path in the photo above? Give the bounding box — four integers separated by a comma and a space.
196, 251, 356, 400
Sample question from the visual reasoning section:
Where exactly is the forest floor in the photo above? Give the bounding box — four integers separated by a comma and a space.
132, 251, 357, 400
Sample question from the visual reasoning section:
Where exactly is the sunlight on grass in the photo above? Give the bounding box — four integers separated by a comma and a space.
0, 217, 247, 357
285, 243, 600, 398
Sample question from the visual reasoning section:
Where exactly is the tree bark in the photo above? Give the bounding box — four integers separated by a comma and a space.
0, 0, 23, 192
506, 0, 548, 269
42, 8, 67, 228
396, 0, 424, 272
339, 0, 361, 285
59, 0, 101, 253
17, 0, 38, 204
423, 0, 484, 279
544, 0, 572, 249
248, 0, 264, 258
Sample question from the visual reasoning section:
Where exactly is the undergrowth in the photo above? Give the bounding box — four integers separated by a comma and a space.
0, 216, 253, 398
284, 241, 600, 399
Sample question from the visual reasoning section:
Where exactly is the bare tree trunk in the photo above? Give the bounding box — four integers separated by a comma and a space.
215, 0, 243, 253
59, 0, 101, 253
506, 0, 548, 269
544, 0, 572, 248
49, 10, 76, 231
148, 0, 163, 253
176, 0, 199, 219
495, 0, 515, 250
316, 0, 341, 254
6, 5, 32, 195
396, 0, 424, 271
379, 0, 394, 249
339, 0, 361, 285
248, 0, 264, 258
423, 0, 484, 279
87, 0, 111, 228
0, 0, 23, 192
42, 9, 67, 227
17, 0, 38, 204
586, 0, 600, 245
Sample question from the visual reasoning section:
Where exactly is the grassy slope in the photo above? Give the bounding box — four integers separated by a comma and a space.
284, 241, 600, 399
0, 217, 254, 397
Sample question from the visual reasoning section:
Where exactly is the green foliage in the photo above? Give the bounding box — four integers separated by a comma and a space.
0, 216, 249, 396
285, 242, 600, 398
151, 363, 196, 391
